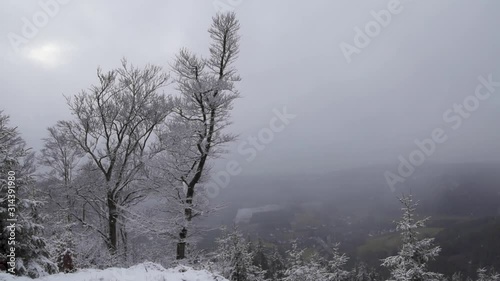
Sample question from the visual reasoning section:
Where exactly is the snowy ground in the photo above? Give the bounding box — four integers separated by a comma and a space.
0, 262, 227, 281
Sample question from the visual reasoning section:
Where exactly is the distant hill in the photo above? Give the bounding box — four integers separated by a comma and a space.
200, 162, 500, 277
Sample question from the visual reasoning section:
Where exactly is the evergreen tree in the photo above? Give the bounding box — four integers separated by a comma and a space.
51, 227, 76, 273
322, 243, 350, 281
215, 226, 267, 281
0, 111, 57, 277
268, 246, 285, 281
476, 268, 499, 281
350, 262, 369, 281
381, 194, 442, 281
350, 262, 380, 281
281, 240, 330, 281
451, 272, 464, 281
351, 262, 381, 281
253, 239, 270, 277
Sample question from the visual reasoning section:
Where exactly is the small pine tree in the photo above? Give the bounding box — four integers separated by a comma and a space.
268, 246, 285, 281
253, 239, 270, 277
350, 262, 379, 281
215, 226, 267, 281
51, 228, 76, 273
381, 194, 442, 281
16, 196, 58, 278
350, 262, 369, 281
323, 243, 349, 281
451, 272, 464, 281
476, 268, 499, 281
281, 240, 330, 281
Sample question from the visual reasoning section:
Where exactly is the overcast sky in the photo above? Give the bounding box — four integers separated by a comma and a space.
1, 0, 500, 176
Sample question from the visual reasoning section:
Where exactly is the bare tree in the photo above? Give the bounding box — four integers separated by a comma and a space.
165, 12, 241, 260
39, 125, 84, 224
58, 59, 173, 258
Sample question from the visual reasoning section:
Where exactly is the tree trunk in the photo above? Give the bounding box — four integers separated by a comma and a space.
107, 192, 118, 255
176, 227, 188, 259
120, 225, 128, 264
175, 112, 213, 260
176, 184, 195, 259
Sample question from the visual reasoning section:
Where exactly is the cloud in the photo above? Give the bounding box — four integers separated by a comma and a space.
24, 41, 75, 68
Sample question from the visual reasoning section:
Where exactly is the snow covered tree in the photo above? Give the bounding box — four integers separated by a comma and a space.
38, 125, 84, 270
314, 237, 350, 281
50, 227, 76, 273
164, 11, 241, 260
381, 194, 443, 281
281, 240, 330, 281
39, 125, 84, 224
323, 244, 350, 281
451, 272, 464, 281
0, 111, 57, 277
14, 188, 58, 278
58, 60, 173, 260
268, 246, 285, 281
476, 268, 499, 281
253, 239, 270, 278
349, 262, 379, 281
350, 263, 369, 281
214, 226, 267, 281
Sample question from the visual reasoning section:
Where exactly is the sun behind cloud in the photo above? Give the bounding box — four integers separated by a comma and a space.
25, 42, 74, 68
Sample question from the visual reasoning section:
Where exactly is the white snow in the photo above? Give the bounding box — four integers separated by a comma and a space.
0, 262, 228, 281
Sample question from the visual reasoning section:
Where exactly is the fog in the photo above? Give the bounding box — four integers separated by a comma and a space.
1, 0, 499, 177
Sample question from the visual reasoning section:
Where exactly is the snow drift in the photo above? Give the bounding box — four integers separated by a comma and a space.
0, 262, 228, 281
